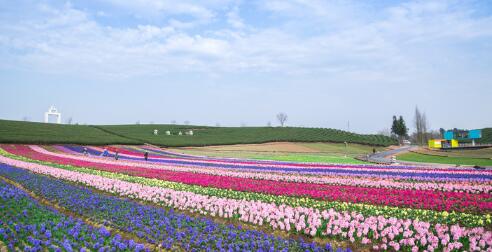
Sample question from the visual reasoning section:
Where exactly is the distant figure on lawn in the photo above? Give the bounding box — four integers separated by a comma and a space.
114, 151, 119, 160
373, 148, 376, 154
101, 148, 109, 157
83, 147, 88, 156
144, 151, 149, 161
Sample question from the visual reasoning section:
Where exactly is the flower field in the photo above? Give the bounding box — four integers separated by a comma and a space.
0, 144, 491, 251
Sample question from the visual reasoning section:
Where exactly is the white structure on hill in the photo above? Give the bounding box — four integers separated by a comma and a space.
44, 106, 62, 124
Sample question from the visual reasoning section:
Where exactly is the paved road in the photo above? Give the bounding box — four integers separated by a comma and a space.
367, 145, 416, 164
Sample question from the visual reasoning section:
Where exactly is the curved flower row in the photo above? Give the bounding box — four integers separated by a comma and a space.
0, 178, 148, 251
3, 148, 488, 229
27, 144, 492, 195
112, 145, 491, 173
35, 145, 492, 194
8, 145, 492, 213
0, 154, 490, 251
64, 145, 492, 179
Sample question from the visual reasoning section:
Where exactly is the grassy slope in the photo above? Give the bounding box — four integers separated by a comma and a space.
0, 120, 140, 145
397, 152, 492, 166
99, 124, 396, 147
169, 149, 368, 164
251, 154, 367, 164
420, 148, 492, 159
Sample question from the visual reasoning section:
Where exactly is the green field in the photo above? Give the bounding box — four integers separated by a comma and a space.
168, 142, 377, 164
172, 149, 368, 163
0, 120, 140, 145
397, 152, 492, 166
99, 124, 396, 147
239, 153, 366, 164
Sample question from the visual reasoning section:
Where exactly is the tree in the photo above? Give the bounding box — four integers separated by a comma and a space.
184, 120, 190, 125
267, 121, 272, 127
391, 115, 408, 144
391, 116, 398, 138
276, 113, 288, 127
398, 116, 408, 141
66, 117, 73, 125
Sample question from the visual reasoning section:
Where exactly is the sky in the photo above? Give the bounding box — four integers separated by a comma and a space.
1, 0, 491, 134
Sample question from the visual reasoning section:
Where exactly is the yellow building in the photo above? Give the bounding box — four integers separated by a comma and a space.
428, 139, 459, 149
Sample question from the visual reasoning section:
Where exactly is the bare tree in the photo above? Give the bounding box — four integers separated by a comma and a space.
171, 120, 176, 124
66, 117, 73, 125
414, 106, 429, 145
22, 116, 29, 122
267, 121, 272, 127
184, 120, 190, 125
276, 113, 288, 127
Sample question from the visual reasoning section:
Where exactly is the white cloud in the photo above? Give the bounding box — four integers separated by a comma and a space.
0, 0, 491, 81
226, 6, 245, 29
99, 0, 232, 20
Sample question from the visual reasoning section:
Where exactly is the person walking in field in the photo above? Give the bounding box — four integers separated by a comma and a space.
101, 148, 109, 157
83, 147, 88, 156
144, 151, 149, 161
114, 151, 119, 160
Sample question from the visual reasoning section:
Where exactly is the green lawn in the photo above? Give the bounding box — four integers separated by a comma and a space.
169, 146, 369, 164
397, 152, 492, 166
250, 154, 368, 164
298, 142, 384, 155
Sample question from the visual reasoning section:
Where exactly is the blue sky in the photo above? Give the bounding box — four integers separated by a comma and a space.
1, 0, 492, 133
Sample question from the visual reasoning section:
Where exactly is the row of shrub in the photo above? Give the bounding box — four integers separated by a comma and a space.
99, 125, 398, 147
0, 119, 397, 146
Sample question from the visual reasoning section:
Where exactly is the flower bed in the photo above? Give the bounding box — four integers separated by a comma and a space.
0, 154, 490, 251
0, 179, 147, 251
5, 145, 491, 213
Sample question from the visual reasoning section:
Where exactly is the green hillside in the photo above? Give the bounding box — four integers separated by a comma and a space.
0, 120, 140, 145
0, 119, 397, 146
97, 124, 397, 147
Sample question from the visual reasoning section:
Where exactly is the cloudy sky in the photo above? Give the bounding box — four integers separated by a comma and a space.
1, 0, 491, 133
